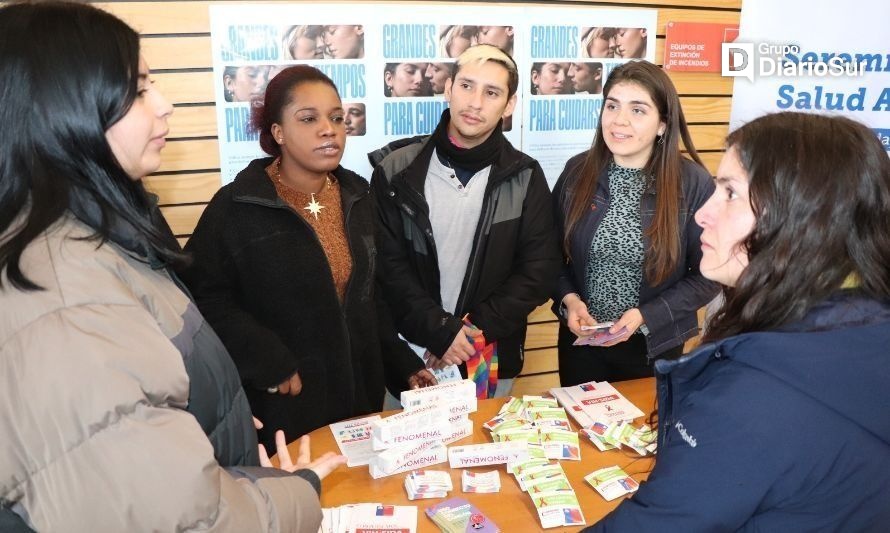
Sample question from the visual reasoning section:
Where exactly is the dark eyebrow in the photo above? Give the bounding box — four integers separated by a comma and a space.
456, 74, 506, 93
605, 96, 652, 107
714, 176, 742, 185
293, 106, 345, 113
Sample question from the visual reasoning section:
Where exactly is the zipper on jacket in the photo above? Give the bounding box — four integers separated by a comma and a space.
454, 187, 496, 316
454, 161, 522, 317
337, 190, 364, 367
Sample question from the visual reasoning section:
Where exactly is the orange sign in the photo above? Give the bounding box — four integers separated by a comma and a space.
664, 21, 739, 72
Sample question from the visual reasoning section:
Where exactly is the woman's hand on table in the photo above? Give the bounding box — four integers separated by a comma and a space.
259, 430, 347, 479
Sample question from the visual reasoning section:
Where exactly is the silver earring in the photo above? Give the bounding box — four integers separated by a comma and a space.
657, 134, 666, 145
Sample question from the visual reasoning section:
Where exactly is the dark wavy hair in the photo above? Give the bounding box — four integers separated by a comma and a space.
561, 60, 704, 286
0, 1, 184, 291
703, 112, 890, 341
250, 65, 339, 156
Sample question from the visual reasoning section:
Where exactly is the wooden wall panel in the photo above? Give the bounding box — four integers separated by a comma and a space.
522, 348, 559, 376
142, 36, 213, 70
528, 301, 558, 324
160, 204, 209, 236
106, 0, 737, 394
145, 173, 221, 205
525, 322, 560, 351
153, 72, 215, 105
158, 139, 220, 173
167, 106, 218, 139
698, 152, 724, 174
100, 1, 741, 35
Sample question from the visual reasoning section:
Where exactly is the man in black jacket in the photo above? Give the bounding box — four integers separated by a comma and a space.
369, 45, 561, 399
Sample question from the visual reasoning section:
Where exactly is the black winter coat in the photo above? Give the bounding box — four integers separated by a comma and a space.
181, 158, 422, 447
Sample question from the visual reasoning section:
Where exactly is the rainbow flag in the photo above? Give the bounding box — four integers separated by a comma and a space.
463, 316, 498, 399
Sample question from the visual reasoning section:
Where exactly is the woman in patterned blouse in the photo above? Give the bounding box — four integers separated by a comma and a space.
551, 61, 719, 385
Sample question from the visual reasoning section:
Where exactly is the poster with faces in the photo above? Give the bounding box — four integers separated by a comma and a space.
210, 4, 655, 185
519, 9, 657, 187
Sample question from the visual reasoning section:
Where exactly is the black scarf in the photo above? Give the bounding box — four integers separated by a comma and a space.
431, 108, 505, 174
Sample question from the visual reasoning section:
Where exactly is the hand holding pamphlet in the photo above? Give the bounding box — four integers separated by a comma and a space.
573, 326, 629, 346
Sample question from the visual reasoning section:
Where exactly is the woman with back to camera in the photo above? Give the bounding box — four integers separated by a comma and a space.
553, 61, 719, 385
586, 112, 890, 531
0, 2, 342, 531
182, 65, 435, 451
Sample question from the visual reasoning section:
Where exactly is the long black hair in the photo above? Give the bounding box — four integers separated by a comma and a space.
703, 112, 890, 341
0, 1, 183, 291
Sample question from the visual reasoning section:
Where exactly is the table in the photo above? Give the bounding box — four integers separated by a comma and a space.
293, 377, 656, 532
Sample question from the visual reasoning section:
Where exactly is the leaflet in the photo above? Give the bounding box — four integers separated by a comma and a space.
539, 428, 581, 461
584, 466, 640, 501
557, 381, 645, 423
320, 503, 417, 533
461, 470, 501, 493
425, 498, 500, 533
530, 489, 586, 528
329, 415, 381, 467
405, 469, 453, 500
548, 386, 595, 427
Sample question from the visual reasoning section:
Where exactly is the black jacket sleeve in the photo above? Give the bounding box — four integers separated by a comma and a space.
550, 156, 583, 312
370, 166, 464, 358
180, 191, 298, 390
468, 162, 562, 341
375, 278, 426, 393
637, 162, 720, 336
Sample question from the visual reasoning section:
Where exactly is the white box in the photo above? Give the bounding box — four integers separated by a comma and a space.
443, 419, 474, 445
371, 421, 451, 451
369, 439, 448, 478
448, 441, 529, 468
401, 379, 476, 410
371, 403, 449, 444
445, 396, 478, 417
